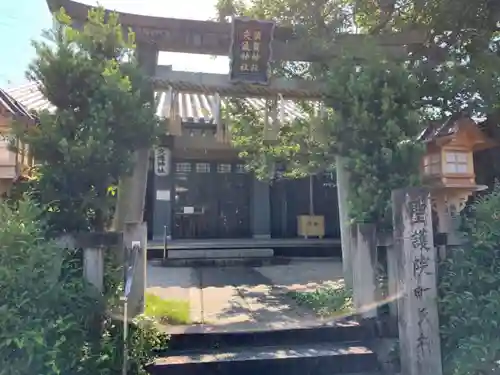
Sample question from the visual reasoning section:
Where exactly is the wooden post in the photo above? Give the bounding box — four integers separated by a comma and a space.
351, 223, 378, 319
392, 187, 443, 375
263, 96, 279, 143
168, 89, 182, 136
311, 102, 325, 143
377, 231, 399, 318
57, 233, 122, 294
214, 92, 223, 142
79, 233, 123, 293
83, 247, 104, 293
433, 193, 464, 260
123, 222, 148, 317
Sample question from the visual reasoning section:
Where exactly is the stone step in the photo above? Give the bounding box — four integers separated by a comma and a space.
146, 342, 379, 375
147, 246, 341, 260
160, 256, 288, 268
165, 321, 376, 352
167, 248, 274, 259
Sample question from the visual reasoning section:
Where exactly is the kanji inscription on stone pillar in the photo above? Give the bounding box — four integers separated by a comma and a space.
392, 187, 443, 375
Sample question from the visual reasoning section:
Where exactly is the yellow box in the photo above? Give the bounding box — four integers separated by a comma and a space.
297, 215, 325, 238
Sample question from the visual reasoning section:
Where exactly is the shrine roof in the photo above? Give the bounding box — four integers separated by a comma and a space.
0, 87, 36, 121
417, 115, 461, 143
416, 113, 496, 143
4, 81, 310, 125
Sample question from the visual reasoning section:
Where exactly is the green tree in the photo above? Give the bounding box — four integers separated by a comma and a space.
223, 98, 335, 179
217, 0, 355, 179
324, 51, 424, 226
439, 184, 500, 375
13, 7, 160, 233
0, 197, 169, 375
216, 0, 425, 224
0, 198, 96, 375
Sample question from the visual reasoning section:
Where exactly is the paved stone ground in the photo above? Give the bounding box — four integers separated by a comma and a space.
146, 259, 344, 331
257, 260, 345, 293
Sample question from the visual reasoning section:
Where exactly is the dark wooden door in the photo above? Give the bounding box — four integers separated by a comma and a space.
172, 160, 251, 239
215, 163, 251, 238
313, 173, 340, 238
270, 173, 341, 238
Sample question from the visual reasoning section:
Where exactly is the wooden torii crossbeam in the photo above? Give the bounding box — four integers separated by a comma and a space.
45, 0, 425, 62
153, 67, 325, 100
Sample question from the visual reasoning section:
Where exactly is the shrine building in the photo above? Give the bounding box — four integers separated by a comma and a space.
3, 82, 341, 241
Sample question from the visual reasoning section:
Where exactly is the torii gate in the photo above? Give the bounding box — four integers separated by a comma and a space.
45, 0, 426, 286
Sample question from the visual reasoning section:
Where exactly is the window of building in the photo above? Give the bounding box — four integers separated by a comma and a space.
217, 163, 231, 173
322, 171, 336, 187
423, 154, 441, 175
176, 162, 191, 173
235, 164, 247, 173
444, 151, 468, 173
196, 162, 211, 173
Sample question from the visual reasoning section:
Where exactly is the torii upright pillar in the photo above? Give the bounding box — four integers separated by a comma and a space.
114, 42, 158, 232
336, 155, 353, 289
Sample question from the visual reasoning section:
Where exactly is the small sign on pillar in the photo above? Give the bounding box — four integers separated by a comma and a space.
154, 147, 170, 176
123, 222, 147, 317
392, 187, 442, 375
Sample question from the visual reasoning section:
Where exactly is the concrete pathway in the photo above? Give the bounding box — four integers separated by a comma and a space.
146, 259, 345, 332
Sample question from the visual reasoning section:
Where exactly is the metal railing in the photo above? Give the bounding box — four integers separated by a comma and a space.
163, 225, 168, 261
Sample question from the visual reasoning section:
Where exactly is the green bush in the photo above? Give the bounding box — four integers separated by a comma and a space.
0, 198, 168, 374
439, 184, 500, 375
84, 315, 169, 375
0, 198, 95, 375
289, 286, 353, 317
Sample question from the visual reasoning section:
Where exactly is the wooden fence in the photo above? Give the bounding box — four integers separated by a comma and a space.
56, 221, 147, 318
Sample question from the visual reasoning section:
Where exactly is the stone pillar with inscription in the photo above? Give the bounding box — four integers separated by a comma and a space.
392, 187, 443, 375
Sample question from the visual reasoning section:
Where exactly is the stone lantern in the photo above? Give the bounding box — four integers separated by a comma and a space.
418, 115, 496, 243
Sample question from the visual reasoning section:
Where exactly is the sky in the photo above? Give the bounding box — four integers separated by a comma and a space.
0, 0, 229, 88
